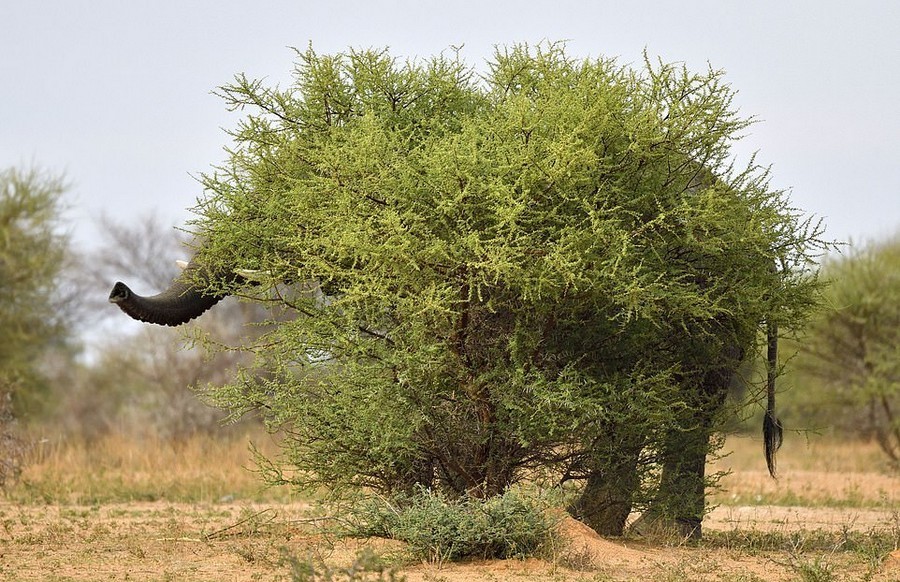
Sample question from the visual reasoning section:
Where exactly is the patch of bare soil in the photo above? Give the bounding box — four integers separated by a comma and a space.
0, 501, 897, 582
707, 504, 896, 532
363, 507, 900, 582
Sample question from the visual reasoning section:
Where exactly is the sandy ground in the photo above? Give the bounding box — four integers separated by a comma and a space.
0, 500, 897, 582
2, 435, 896, 580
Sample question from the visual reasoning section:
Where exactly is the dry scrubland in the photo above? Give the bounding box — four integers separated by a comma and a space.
0, 431, 897, 582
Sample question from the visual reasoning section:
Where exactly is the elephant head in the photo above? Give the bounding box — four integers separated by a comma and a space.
108, 256, 241, 327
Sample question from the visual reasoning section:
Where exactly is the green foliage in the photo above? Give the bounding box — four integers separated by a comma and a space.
792, 556, 835, 582
0, 166, 70, 485
791, 234, 900, 463
346, 487, 555, 562
0, 166, 70, 398
196, 44, 825, 512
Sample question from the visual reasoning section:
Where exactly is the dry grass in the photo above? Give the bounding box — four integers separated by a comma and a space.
0, 430, 897, 581
711, 433, 898, 509
10, 428, 896, 508
4, 429, 292, 505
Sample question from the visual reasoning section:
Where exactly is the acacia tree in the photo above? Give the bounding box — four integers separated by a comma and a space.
190, 44, 824, 535
796, 235, 900, 464
0, 167, 70, 401
0, 166, 70, 484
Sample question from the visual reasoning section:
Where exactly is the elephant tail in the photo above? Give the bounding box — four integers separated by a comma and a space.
763, 320, 783, 478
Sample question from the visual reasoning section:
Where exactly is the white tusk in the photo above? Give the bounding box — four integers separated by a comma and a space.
175, 260, 189, 270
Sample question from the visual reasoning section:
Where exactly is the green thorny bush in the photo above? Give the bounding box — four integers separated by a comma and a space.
193, 43, 827, 536
345, 486, 556, 562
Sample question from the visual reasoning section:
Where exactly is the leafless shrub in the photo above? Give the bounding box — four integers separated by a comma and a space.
47, 214, 266, 442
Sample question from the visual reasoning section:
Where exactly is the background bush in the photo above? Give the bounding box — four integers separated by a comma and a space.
779, 233, 900, 465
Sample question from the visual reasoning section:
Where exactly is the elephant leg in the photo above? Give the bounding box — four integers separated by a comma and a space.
633, 367, 732, 540
568, 440, 642, 536
628, 422, 716, 540
655, 425, 715, 539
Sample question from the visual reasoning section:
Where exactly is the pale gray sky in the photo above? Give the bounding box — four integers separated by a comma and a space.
3, 0, 899, 253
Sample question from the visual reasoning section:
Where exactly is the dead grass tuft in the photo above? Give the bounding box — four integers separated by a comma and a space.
711, 434, 898, 508
4, 429, 289, 504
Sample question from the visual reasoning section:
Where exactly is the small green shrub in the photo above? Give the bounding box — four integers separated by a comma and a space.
792, 556, 835, 582
280, 548, 405, 582
347, 487, 556, 562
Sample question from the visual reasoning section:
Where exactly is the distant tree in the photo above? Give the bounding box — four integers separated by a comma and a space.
796, 234, 900, 464
0, 166, 70, 406
0, 166, 70, 484
163, 44, 824, 536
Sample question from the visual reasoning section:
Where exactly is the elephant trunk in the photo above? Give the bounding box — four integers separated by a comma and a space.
108, 260, 235, 327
